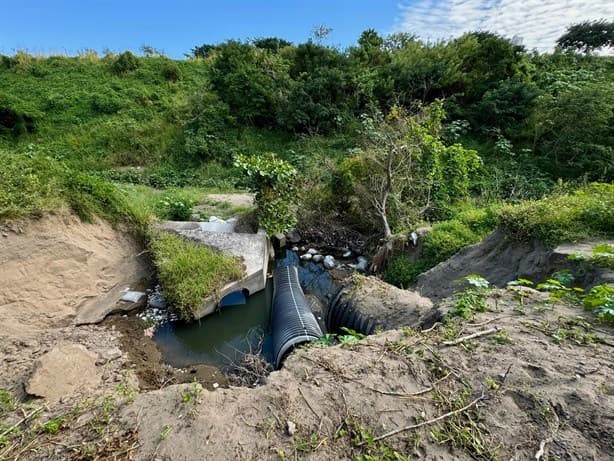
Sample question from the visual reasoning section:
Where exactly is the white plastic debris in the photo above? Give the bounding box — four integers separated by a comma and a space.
121, 291, 146, 303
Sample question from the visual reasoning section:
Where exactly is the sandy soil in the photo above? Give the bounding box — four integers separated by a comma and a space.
122, 288, 613, 461
1, 214, 613, 460
0, 211, 150, 395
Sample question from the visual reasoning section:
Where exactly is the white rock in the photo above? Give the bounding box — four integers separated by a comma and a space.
312, 254, 324, 263
300, 253, 313, 261
286, 420, 297, 436
307, 248, 318, 255
356, 256, 368, 272
410, 231, 418, 246
323, 255, 336, 269
291, 246, 299, 252
342, 251, 352, 258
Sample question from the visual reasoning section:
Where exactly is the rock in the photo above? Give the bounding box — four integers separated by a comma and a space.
342, 251, 352, 259
300, 253, 313, 261
208, 216, 225, 223
291, 246, 299, 252
409, 231, 418, 246
323, 255, 336, 270
312, 254, 324, 263
286, 420, 297, 436
26, 344, 102, 402
355, 256, 368, 272
307, 248, 318, 255
286, 230, 301, 244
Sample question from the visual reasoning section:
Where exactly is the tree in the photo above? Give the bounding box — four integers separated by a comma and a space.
557, 20, 614, 53
209, 40, 290, 126
354, 102, 481, 241
189, 44, 217, 58
252, 37, 292, 52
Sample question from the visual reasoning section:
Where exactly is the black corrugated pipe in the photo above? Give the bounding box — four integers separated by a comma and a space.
271, 265, 323, 369
326, 286, 381, 335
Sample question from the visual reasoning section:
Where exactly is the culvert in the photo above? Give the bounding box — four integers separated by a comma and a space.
325, 275, 440, 335
271, 265, 323, 368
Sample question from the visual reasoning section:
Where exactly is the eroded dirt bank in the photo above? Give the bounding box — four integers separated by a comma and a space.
122, 290, 613, 460
0, 212, 151, 396
1, 213, 612, 460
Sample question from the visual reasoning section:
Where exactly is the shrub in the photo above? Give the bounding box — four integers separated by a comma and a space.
499, 183, 614, 246
384, 256, 428, 288
111, 51, 140, 75
156, 191, 195, 220
150, 233, 244, 320
422, 220, 480, 265
162, 61, 182, 82
234, 153, 298, 235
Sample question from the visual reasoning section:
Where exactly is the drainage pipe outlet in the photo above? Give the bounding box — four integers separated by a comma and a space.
271, 265, 323, 368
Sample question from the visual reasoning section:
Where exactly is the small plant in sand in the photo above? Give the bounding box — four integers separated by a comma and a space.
451, 275, 490, 319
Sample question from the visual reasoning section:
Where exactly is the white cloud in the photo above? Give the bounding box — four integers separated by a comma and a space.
394, 0, 614, 52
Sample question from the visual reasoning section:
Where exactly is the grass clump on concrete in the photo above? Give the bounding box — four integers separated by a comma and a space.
150, 232, 244, 320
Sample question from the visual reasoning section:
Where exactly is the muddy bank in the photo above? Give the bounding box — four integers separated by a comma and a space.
123, 288, 614, 460
108, 314, 227, 391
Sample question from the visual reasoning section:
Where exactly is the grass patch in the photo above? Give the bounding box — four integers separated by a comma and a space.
499, 183, 614, 246
0, 149, 65, 219
150, 232, 244, 320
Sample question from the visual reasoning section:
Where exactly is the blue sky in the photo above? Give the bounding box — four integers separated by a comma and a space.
1, 1, 612, 58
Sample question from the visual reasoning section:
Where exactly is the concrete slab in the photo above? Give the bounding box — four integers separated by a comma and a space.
155, 221, 269, 319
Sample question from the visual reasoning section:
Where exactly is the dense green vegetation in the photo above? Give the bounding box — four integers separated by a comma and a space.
1, 24, 612, 296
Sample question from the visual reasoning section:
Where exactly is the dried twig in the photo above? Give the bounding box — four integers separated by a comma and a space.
467, 316, 511, 328
0, 406, 44, 438
420, 322, 442, 333
358, 390, 486, 445
368, 372, 452, 398
298, 388, 319, 421
441, 327, 500, 346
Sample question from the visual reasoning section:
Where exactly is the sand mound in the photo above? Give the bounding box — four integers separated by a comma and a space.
0, 211, 150, 395
0, 212, 148, 338
418, 229, 614, 301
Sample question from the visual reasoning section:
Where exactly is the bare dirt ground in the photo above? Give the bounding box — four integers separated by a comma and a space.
1, 214, 612, 460
121, 289, 614, 461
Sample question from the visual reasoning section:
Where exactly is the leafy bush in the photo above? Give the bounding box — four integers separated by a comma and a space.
383, 256, 428, 288
111, 51, 140, 75
499, 183, 614, 245
162, 61, 182, 82
451, 274, 490, 319
234, 153, 298, 235
156, 191, 195, 221
150, 233, 244, 320
422, 220, 480, 265
584, 284, 614, 324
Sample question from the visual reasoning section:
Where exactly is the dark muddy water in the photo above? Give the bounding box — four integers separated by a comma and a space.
153, 250, 335, 368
